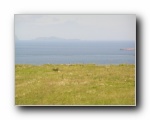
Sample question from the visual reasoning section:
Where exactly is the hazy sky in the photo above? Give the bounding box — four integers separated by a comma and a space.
15, 15, 136, 41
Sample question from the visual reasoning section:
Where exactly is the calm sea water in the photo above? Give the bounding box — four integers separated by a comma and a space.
15, 40, 135, 65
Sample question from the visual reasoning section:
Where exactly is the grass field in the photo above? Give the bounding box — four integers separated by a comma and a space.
15, 64, 135, 105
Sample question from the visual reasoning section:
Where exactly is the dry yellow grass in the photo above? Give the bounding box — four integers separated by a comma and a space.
15, 64, 135, 105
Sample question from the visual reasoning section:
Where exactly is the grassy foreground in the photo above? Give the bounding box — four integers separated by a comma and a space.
15, 64, 135, 105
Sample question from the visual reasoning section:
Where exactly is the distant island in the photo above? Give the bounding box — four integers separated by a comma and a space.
120, 48, 135, 51
15, 36, 82, 42
15, 36, 135, 42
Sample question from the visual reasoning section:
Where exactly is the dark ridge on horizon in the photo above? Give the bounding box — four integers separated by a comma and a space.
15, 36, 135, 42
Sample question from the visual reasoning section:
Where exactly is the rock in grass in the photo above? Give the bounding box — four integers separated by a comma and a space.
52, 68, 59, 71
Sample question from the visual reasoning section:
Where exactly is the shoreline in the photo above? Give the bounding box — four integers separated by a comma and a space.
15, 63, 135, 66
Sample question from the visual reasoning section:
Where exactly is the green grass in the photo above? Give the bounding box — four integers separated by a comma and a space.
15, 64, 135, 105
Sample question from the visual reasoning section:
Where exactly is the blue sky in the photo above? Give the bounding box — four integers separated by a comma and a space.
15, 15, 136, 41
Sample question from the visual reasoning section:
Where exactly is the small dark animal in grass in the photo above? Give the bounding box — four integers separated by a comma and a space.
52, 68, 59, 72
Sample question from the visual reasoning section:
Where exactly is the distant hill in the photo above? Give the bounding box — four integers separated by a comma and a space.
31, 36, 81, 42
15, 36, 135, 43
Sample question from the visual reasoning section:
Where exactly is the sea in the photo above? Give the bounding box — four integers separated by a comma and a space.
15, 40, 135, 65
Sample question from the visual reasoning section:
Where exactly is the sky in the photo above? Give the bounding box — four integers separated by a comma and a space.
15, 15, 136, 41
